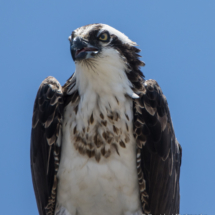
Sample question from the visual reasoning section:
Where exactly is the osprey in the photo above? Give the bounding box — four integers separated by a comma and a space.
31, 24, 182, 215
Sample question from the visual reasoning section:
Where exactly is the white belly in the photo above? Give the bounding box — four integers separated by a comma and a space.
56, 93, 141, 215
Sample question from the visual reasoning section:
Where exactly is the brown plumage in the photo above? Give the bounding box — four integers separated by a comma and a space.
31, 77, 63, 215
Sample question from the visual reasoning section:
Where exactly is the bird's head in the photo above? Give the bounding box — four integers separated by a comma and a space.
69, 23, 144, 71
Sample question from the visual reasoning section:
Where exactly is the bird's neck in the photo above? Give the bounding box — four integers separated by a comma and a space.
75, 59, 130, 96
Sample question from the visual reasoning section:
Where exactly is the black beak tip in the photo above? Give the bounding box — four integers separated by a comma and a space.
70, 46, 88, 61
70, 37, 88, 61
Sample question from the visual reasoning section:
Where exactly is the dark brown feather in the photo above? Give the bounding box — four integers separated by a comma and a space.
31, 77, 64, 215
132, 79, 182, 215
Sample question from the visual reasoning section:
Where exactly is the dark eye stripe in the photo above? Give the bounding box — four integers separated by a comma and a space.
88, 29, 102, 41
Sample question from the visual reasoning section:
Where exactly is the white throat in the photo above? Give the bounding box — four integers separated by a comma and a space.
76, 48, 132, 96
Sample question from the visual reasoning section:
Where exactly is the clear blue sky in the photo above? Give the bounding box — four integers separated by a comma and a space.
1, 1, 215, 214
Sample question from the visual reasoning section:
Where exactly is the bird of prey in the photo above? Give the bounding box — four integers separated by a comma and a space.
31, 23, 182, 215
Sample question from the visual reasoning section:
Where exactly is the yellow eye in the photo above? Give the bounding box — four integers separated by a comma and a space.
99, 33, 109, 41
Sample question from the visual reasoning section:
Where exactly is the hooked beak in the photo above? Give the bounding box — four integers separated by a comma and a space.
70, 36, 99, 61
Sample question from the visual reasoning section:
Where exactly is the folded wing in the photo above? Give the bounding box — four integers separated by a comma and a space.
134, 79, 182, 215
30, 77, 64, 215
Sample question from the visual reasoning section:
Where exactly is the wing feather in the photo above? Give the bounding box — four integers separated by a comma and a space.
134, 79, 182, 215
30, 76, 64, 215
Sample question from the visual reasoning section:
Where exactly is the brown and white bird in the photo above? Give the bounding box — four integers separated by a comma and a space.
31, 23, 182, 215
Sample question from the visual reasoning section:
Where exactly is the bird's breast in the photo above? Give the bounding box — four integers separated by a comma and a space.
56, 92, 142, 215
62, 90, 134, 162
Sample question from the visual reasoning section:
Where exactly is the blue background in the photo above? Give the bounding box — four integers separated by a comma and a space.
0, 1, 214, 214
